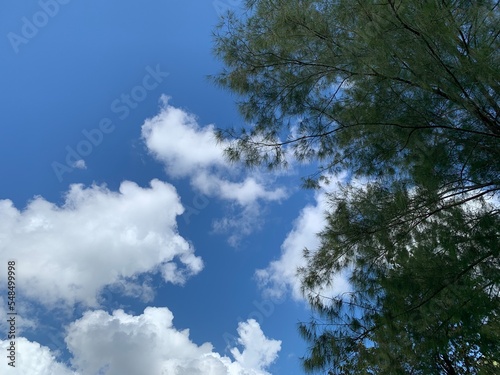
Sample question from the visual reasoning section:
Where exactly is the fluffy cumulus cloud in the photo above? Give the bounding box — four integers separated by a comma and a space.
0, 179, 203, 307
142, 96, 287, 246
141, 97, 227, 178
1, 338, 74, 375
230, 319, 281, 372
0, 308, 281, 375
141, 96, 287, 243
255, 183, 351, 301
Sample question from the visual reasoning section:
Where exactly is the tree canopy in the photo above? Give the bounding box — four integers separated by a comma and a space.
213, 0, 499, 374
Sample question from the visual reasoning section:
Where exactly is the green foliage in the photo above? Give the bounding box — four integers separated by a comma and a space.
213, 0, 499, 373
300, 183, 499, 374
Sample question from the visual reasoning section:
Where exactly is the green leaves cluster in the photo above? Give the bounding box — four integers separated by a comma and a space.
300, 182, 499, 373
213, 0, 499, 373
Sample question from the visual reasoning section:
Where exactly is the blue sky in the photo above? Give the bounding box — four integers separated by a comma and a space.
0, 1, 350, 374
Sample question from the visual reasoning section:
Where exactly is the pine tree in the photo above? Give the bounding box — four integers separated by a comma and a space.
213, 1, 499, 373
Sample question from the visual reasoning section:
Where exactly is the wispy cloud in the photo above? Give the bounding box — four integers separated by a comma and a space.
255, 176, 351, 301
72, 159, 86, 170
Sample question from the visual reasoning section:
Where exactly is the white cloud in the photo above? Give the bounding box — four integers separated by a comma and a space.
142, 97, 227, 178
141, 96, 288, 244
72, 159, 87, 170
212, 204, 264, 247
230, 319, 281, 373
192, 172, 286, 207
105, 278, 156, 303
1, 338, 76, 375
65, 308, 280, 375
0, 297, 37, 335
0, 310, 281, 375
0, 179, 203, 307
0, 308, 280, 375
141, 97, 287, 243
256, 178, 351, 301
